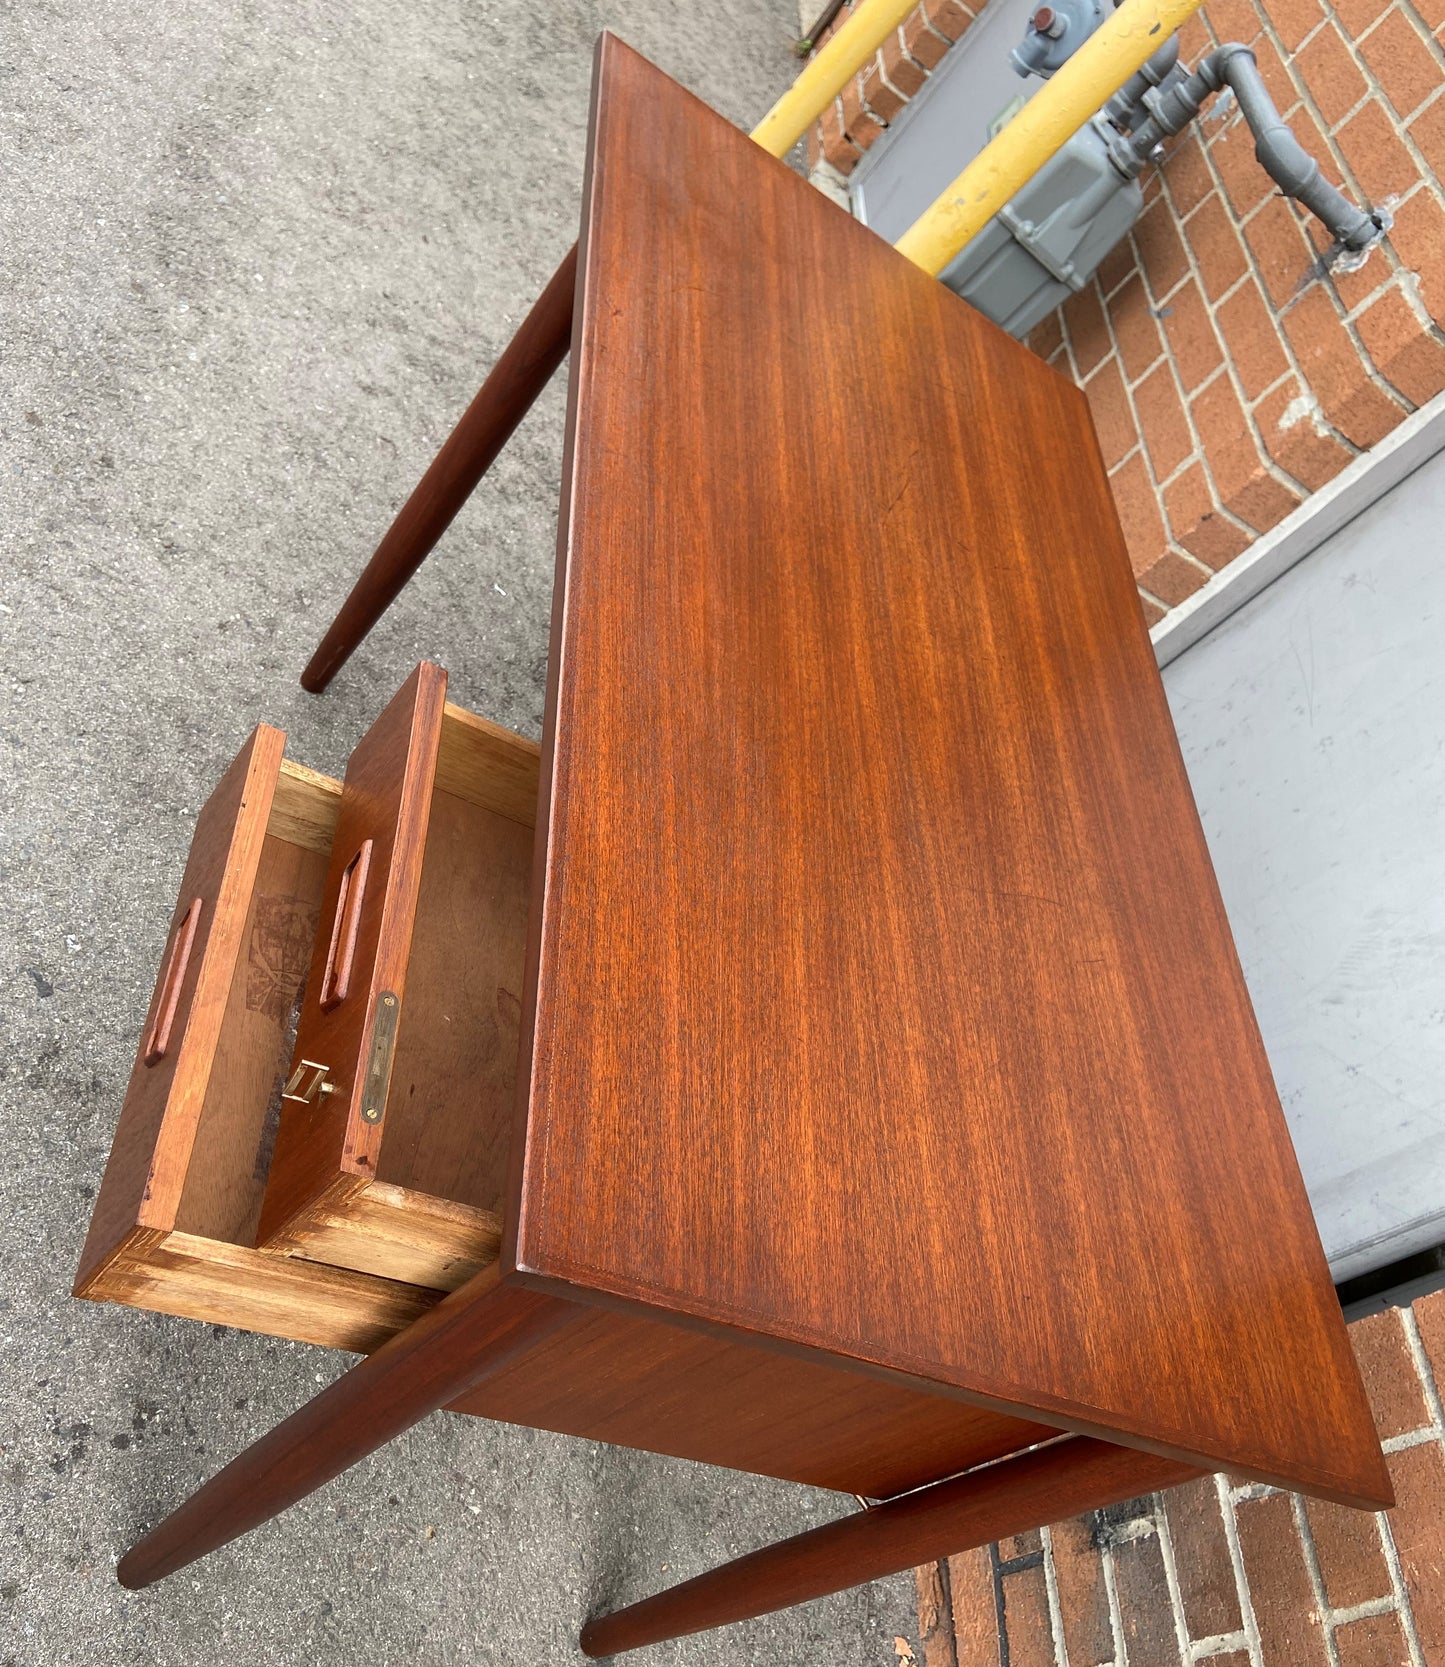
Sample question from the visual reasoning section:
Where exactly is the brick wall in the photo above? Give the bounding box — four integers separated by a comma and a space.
908, 1292, 1445, 1666
807, 0, 1445, 625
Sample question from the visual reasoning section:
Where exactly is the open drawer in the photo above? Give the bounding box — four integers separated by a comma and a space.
73, 727, 441, 1351
255, 662, 537, 1291
74, 663, 542, 1343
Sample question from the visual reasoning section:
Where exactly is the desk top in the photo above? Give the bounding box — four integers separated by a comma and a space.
509, 34, 1388, 1509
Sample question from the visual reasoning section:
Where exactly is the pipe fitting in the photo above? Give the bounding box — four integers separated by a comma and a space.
1110, 40, 1381, 253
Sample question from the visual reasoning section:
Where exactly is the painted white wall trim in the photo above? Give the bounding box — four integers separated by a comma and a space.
1151, 389, 1445, 668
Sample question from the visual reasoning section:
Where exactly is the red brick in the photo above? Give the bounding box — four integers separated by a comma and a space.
1050, 1517, 1113, 1667
1357, 284, 1445, 400
1134, 198, 1190, 298
1193, 373, 1304, 528
1062, 283, 1113, 377
1389, 184, 1445, 322
1162, 1477, 1242, 1639
863, 57, 907, 123
1215, 277, 1291, 396
922, 0, 973, 43
1110, 452, 1170, 575
999, 1562, 1053, 1667
1358, 8, 1444, 118
1302, 215, 1393, 313
820, 100, 863, 173
1251, 30, 1306, 113
1244, 194, 1323, 307
948, 1546, 999, 1667
1303, 1496, 1392, 1606
1180, 10, 1216, 58
1027, 311, 1064, 361
1210, 116, 1281, 218
1297, 23, 1371, 125
997, 1530, 1041, 1560
1112, 275, 1168, 379
1408, 92, 1445, 182
915, 1562, 960, 1667
1386, 1441, 1445, 1663
841, 73, 887, 151
1332, 0, 1392, 43
881, 31, 929, 96
1283, 285, 1407, 443
1187, 192, 1252, 301
1204, 0, 1265, 43
1270, 0, 1329, 51
1134, 361, 1195, 476
1164, 462, 1255, 567
1097, 238, 1138, 297
1161, 278, 1227, 389
1112, 1529, 1179, 1667
1139, 548, 1211, 604
1244, 192, 1319, 308
1419, 0, 1445, 30
1163, 132, 1217, 216
1139, 589, 1168, 625
1235, 1492, 1326, 1666
1333, 1611, 1411, 1667
901, 7, 952, 71
1414, 1285, 1445, 1390
1352, 1307, 1434, 1436
1337, 98, 1424, 202
1254, 377, 1356, 488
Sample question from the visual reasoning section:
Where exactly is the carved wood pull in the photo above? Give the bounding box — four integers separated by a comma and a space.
143, 898, 203, 1066
320, 840, 373, 1012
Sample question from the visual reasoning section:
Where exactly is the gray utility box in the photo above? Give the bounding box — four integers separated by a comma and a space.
850, 0, 1143, 343
936, 117, 1142, 338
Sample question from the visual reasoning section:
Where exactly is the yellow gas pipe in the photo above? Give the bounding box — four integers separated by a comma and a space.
895, 0, 1207, 275
749, 0, 921, 158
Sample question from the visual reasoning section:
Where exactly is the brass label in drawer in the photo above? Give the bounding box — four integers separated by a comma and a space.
360, 991, 400, 1125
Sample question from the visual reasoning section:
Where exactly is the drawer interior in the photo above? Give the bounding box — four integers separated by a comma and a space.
75, 733, 441, 1353
255, 680, 541, 1293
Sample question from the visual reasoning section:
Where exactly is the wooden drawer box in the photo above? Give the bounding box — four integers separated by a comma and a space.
74, 663, 539, 1346
255, 662, 536, 1290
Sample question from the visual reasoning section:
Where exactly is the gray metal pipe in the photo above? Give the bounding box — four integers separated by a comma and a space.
1105, 36, 1182, 134
1111, 41, 1380, 251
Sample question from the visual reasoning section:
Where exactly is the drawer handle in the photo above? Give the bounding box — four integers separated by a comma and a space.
320, 840, 373, 1012
143, 898, 203, 1067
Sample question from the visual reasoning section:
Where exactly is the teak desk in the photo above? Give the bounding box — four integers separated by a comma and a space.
78, 34, 1389, 1655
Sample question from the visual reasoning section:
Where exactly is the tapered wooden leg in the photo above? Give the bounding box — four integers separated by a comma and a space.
300, 242, 579, 694
579, 1439, 1200, 1657
116, 1270, 572, 1589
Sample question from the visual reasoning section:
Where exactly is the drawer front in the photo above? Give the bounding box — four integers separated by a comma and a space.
74, 728, 452, 1351
76, 726, 289, 1292
256, 662, 449, 1247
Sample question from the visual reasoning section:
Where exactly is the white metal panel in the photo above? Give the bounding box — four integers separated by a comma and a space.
1163, 448, 1445, 1280
851, 0, 1039, 240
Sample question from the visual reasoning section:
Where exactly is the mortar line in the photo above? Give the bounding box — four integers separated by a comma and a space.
1213, 1473, 1265, 1667
1290, 1492, 1343, 1667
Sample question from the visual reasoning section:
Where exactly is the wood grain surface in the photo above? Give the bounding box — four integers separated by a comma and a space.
451, 1298, 1053, 1496
75, 727, 285, 1293
510, 34, 1389, 1509
85, 1229, 442, 1353
580, 1437, 1201, 1656
257, 663, 447, 1246
116, 1267, 576, 1589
